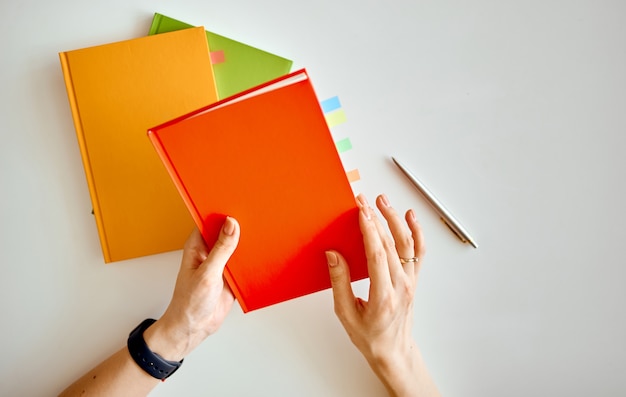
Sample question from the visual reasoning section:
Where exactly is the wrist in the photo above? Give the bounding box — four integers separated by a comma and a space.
365, 340, 423, 396
142, 318, 190, 362
127, 319, 184, 381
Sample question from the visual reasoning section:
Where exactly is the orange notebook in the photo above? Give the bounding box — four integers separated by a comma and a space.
148, 69, 367, 312
59, 27, 218, 263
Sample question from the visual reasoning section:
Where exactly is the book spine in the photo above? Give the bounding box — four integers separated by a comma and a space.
148, 12, 163, 35
59, 52, 112, 263
223, 268, 249, 313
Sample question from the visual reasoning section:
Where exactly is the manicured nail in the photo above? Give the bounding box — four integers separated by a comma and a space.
380, 194, 390, 207
325, 251, 338, 267
356, 194, 369, 208
356, 194, 372, 220
223, 216, 235, 236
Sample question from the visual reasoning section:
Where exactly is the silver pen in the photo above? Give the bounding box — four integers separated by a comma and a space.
391, 156, 478, 248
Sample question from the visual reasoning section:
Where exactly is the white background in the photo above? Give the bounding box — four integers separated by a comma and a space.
1, 0, 625, 396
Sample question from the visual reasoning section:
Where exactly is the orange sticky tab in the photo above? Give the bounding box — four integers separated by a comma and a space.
346, 169, 361, 182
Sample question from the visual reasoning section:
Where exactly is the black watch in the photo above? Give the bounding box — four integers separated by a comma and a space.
127, 318, 183, 381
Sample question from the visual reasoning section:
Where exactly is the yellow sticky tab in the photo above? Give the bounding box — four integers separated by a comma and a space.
325, 109, 347, 127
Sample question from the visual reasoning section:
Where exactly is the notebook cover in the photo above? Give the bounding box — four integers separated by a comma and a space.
148, 69, 367, 312
149, 12, 293, 99
59, 27, 218, 263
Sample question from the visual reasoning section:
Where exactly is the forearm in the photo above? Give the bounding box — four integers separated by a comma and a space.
59, 224, 238, 396
367, 341, 440, 397
58, 347, 159, 397
58, 319, 185, 397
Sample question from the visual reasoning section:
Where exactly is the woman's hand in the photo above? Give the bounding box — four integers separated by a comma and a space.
59, 217, 241, 397
326, 194, 439, 397
144, 217, 240, 361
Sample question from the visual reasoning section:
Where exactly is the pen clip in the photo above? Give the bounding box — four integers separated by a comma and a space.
440, 217, 467, 244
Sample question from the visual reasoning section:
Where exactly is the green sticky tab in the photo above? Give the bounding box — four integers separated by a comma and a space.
335, 138, 352, 153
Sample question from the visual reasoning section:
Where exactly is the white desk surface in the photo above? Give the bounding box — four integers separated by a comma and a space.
2, 0, 625, 395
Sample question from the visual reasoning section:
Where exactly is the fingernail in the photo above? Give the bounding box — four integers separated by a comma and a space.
223, 216, 235, 236
356, 194, 372, 220
408, 209, 417, 221
325, 251, 338, 267
380, 194, 390, 207
356, 194, 369, 208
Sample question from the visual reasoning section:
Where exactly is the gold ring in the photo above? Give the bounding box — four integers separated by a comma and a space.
399, 256, 419, 264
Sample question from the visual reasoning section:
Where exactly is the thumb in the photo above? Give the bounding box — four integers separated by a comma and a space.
202, 216, 240, 274
326, 250, 356, 319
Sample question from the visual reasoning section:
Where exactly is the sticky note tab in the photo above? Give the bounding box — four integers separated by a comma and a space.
325, 109, 347, 128
321, 96, 341, 114
346, 169, 360, 182
335, 138, 352, 153
210, 50, 225, 64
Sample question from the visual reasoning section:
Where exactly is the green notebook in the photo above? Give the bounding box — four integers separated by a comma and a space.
149, 13, 293, 99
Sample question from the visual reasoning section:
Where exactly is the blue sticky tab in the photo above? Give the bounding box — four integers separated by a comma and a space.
320, 96, 341, 114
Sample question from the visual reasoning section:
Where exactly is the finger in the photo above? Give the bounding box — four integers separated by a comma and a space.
356, 194, 393, 299
405, 209, 426, 279
376, 194, 416, 276
201, 216, 240, 277
370, 207, 404, 285
376, 194, 415, 258
326, 250, 356, 323
182, 228, 211, 270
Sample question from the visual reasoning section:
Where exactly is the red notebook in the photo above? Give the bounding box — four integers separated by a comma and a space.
148, 69, 367, 312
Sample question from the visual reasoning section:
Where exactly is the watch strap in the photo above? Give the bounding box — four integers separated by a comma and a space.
127, 318, 183, 380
